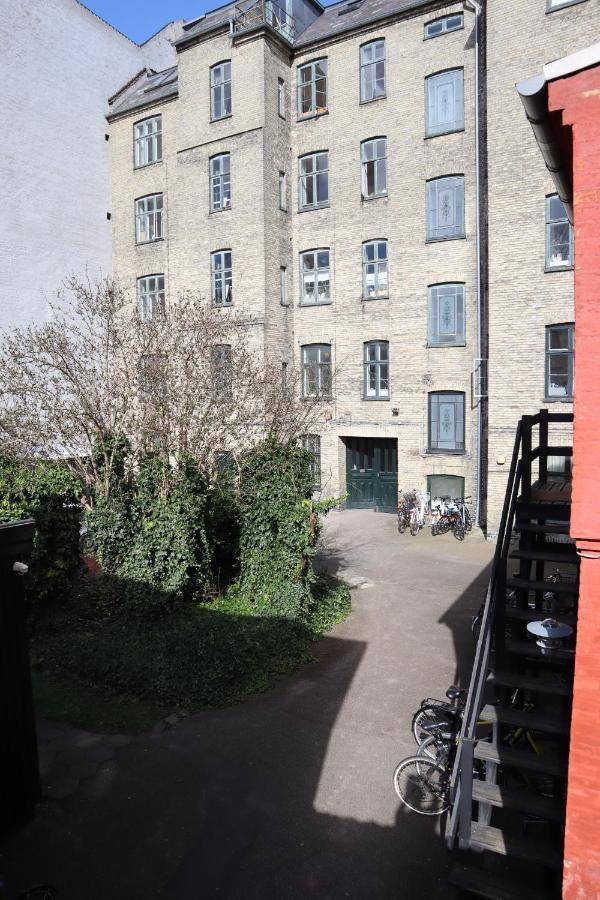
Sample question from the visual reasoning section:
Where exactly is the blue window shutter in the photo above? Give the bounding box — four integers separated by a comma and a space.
457, 286, 465, 340
428, 287, 438, 342
455, 177, 465, 233
427, 181, 436, 238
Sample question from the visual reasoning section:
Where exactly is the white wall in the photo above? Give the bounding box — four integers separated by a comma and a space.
0, 0, 177, 329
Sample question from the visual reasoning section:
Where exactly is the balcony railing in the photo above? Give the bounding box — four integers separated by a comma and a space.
234, 0, 297, 43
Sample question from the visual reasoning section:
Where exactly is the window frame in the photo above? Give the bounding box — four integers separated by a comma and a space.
301, 344, 332, 399
363, 340, 390, 400
279, 170, 287, 211
298, 151, 329, 211
133, 115, 162, 169
359, 39, 386, 103
210, 60, 232, 122
137, 274, 165, 322
210, 153, 231, 212
361, 137, 387, 200
547, 0, 589, 10
212, 343, 233, 398
545, 194, 573, 270
545, 323, 574, 401
299, 248, 331, 306
362, 240, 389, 300
278, 77, 286, 118
427, 283, 466, 347
426, 175, 465, 241
135, 193, 164, 244
301, 433, 322, 490
280, 266, 288, 306
425, 68, 464, 138
423, 13, 464, 39
297, 58, 328, 119
211, 249, 233, 306
428, 391, 465, 454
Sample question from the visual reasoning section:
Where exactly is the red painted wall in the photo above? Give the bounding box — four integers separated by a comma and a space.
548, 66, 600, 899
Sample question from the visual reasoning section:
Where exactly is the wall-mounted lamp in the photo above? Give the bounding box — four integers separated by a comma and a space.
527, 618, 573, 657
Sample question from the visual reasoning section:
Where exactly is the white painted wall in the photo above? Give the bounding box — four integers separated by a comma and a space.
0, 0, 178, 329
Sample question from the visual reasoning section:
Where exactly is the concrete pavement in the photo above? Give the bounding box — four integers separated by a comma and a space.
1, 510, 493, 899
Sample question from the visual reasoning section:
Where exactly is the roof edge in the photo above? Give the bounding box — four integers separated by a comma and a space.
544, 40, 600, 82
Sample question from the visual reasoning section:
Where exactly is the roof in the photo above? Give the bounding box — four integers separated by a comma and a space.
174, 1, 241, 47
108, 66, 179, 119
295, 0, 434, 48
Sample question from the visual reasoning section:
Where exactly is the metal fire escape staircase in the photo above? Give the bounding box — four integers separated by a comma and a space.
446, 410, 577, 899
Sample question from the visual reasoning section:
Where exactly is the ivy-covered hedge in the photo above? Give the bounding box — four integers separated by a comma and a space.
0, 452, 81, 601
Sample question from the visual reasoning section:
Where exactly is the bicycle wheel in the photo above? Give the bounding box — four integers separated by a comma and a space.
397, 515, 406, 534
393, 756, 450, 815
464, 509, 473, 532
410, 518, 419, 536
454, 521, 465, 541
412, 704, 449, 744
436, 516, 452, 535
416, 735, 441, 760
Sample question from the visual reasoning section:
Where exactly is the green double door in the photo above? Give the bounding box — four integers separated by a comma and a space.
345, 438, 398, 511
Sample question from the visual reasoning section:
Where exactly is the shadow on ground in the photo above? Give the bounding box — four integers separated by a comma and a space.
1, 510, 493, 899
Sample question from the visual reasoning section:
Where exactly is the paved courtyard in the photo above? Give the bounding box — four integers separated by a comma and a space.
1, 510, 493, 899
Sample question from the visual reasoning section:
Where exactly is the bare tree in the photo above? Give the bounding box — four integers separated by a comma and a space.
0, 276, 321, 501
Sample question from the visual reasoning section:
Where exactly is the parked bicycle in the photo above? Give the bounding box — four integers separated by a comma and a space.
397, 490, 416, 534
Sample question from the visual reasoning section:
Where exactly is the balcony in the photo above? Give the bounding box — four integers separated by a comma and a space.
234, 0, 297, 43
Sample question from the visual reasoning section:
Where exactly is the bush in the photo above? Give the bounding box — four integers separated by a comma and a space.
0, 452, 81, 602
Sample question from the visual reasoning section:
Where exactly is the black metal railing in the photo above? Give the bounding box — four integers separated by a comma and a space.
234, 0, 297, 42
445, 410, 574, 850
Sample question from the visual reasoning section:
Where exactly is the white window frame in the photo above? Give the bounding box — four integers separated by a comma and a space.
301, 434, 321, 489
547, 0, 589, 9
362, 240, 388, 299
545, 194, 573, 269
135, 193, 164, 244
363, 341, 389, 400
361, 138, 387, 199
427, 284, 466, 346
210, 61, 232, 121
300, 249, 331, 305
278, 77, 286, 118
211, 250, 233, 306
301, 344, 332, 398
298, 152, 329, 210
280, 266, 288, 306
424, 13, 464, 39
210, 153, 231, 212
134, 116, 162, 168
428, 391, 465, 453
137, 274, 165, 321
545, 323, 574, 400
297, 59, 328, 118
427, 176, 465, 241
360, 40, 386, 103
279, 171, 287, 211
426, 69, 464, 137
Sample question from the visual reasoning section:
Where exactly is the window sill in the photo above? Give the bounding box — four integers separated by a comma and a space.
359, 95, 387, 106
426, 342, 466, 349
544, 264, 574, 274
212, 303, 234, 309
209, 206, 232, 215
546, 0, 589, 11
297, 204, 330, 214
134, 160, 163, 171
302, 396, 332, 402
424, 127, 465, 140
362, 295, 389, 302
279, 206, 288, 213
299, 301, 332, 307
361, 193, 388, 203
296, 110, 329, 123
544, 396, 573, 404
361, 396, 390, 402
210, 114, 233, 124
425, 234, 466, 244
426, 449, 466, 456
136, 237, 165, 246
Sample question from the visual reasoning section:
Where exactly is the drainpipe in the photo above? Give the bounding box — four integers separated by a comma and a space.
464, 0, 483, 528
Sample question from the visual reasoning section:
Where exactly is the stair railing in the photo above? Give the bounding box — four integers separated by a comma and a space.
445, 409, 574, 850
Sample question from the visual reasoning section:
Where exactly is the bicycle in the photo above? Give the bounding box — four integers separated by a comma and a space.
397, 490, 416, 534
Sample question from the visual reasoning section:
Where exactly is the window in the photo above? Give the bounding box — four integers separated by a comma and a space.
135, 194, 163, 243
545, 324, 574, 399
428, 392, 465, 452
137, 274, 165, 321
278, 77, 285, 118
212, 344, 232, 397
362, 240, 388, 299
210, 61, 231, 120
427, 474, 464, 501
299, 152, 329, 210
138, 353, 166, 395
428, 284, 465, 346
426, 69, 464, 136
134, 116, 162, 168
301, 434, 321, 489
280, 266, 288, 306
427, 176, 465, 240
302, 344, 331, 398
424, 13, 463, 39
279, 171, 287, 211
360, 40, 385, 102
361, 138, 387, 199
297, 59, 327, 117
210, 154, 231, 211
363, 341, 389, 399
548, 0, 588, 9
211, 250, 233, 306
300, 249, 330, 305
546, 195, 573, 269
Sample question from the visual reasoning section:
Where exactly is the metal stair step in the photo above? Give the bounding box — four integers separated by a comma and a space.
516, 501, 571, 520
492, 670, 571, 697
468, 822, 563, 870
503, 605, 576, 626
480, 703, 567, 735
509, 547, 578, 564
473, 740, 567, 776
506, 576, 578, 595
471, 780, 564, 821
448, 863, 551, 900
503, 639, 574, 663
515, 522, 570, 535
